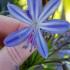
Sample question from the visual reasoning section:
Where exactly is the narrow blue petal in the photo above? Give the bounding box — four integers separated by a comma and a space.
40, 20, 69, 34
26, 10, 32, 19
39, 0, 60, 22
7, 3, 32, 24
58, 53, 65, 58
27, 0, 35, 19
35, 0, 42, 19
36, 30, 48, 58
58, 50, 70, 58
27, 0, 42, 20
4, 27, 32, 47
59, 50, 70, 55
56, 64, 63, 70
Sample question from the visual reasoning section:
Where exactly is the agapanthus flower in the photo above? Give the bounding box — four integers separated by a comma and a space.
63, 31, 70, 42
56, 63, 63, 70
4, 0, 69, 58
58, 50, 70, 58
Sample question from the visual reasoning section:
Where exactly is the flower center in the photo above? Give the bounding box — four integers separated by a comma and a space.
32, 21, 39, 31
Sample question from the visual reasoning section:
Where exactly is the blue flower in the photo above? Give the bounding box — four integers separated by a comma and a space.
4, 0, 69, 58
58, 50, 70, 58
56, 63, 63, 70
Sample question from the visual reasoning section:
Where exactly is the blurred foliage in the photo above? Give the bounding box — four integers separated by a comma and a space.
0, 0, 13, 15
0, 0, 70, 70
53, 0, 63, 19
63, 0, 70, 23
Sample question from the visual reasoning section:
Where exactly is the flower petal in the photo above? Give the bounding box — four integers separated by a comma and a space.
59, 50, 70, 55
56, 64, 63, 70
27, 0, 42, 19
40, 20, 69, 34
35, 0, 42, 19
39, 0, 60, 22
7, 3, 32, 24
27, 0, 35, 19
59, 50, 70, 57
36, 30, 48, 58
4, 27, 32, 47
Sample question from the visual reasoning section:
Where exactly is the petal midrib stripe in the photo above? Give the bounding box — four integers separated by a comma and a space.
9, 6, 31, 23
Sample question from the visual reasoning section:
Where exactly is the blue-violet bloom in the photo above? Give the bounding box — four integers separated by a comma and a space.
4, 0, 70, 58
58, 50, 70, 58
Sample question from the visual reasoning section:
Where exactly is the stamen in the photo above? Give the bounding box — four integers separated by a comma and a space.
23, 31, 37, 51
